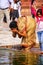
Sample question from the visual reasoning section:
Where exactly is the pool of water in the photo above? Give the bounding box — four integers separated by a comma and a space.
0, 48, 43, 65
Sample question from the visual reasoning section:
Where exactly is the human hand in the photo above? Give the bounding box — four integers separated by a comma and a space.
11, 29, 18, 32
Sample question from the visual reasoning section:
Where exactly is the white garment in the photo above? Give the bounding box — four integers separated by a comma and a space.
17, 1, 21, 17
0, 0, 13, 30
38, 21, 43, 31
0, 0, 13, 8
35, 17, 43, 32
11, 1, 21, 17
11, 2, 18, 10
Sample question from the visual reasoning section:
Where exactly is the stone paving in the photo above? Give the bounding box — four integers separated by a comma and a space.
0, 22, 22, 46
0, 30, 22, 46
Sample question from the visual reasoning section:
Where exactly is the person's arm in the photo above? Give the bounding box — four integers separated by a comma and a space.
10, 2, 14, 13
8, 0, 13, 9
11, 29, 26, 37
9, 0, 13, 4
31, 0, 36, 17
31, 5, 36, 17
18, 30, 26, 37
41, 4, 43, 15
31, 0, 35, 5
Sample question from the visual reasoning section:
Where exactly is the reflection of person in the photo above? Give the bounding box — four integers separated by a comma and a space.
13, 50, 38, 65
0, 0, 13, 30
31, 0, 43, 52
10, 16, 36, 49
39, 55, 43, 64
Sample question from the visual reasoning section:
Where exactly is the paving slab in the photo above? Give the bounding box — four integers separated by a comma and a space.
0, 30, 22, 46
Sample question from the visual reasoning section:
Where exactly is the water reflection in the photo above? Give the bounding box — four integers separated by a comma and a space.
38, 55, 43, 65
0, 48, 43, 65
13, 50, 39, 65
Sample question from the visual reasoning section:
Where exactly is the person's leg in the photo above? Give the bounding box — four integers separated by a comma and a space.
41, 31, 43, 51
0, 9, 4, 30
37, 32, 41, 43
10, 11, 13, 20
13, 10, 19, 18
5, 9, 10, 23
37, 32, 41, 50
3, 14, 7, 23
16, 10, 19, 18
4, 9, 10, 30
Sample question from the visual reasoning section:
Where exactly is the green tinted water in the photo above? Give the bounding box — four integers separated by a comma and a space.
0, 48, 43, 65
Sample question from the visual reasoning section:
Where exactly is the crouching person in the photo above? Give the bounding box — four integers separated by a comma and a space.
21, 16, 36, 50
9, 16, 36, 50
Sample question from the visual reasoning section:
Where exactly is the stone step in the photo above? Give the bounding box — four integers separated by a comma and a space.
0, 30, 22, 46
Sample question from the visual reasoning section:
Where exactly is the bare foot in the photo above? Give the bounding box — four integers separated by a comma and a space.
40, 51, 43, 54
21, 43, 35, 51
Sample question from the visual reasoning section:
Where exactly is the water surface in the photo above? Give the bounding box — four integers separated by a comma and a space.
0, 48, 43, 65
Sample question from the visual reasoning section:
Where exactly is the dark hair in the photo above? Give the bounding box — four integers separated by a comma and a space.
9, 21, 18, 30
36, 9, 42, 16
31, 0, 35, 5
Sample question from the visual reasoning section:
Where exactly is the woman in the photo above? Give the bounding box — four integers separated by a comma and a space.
10, 15, 36, 50
31, 0, 43, 52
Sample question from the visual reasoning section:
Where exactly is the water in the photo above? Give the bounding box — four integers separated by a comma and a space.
0, 48, 43, 65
